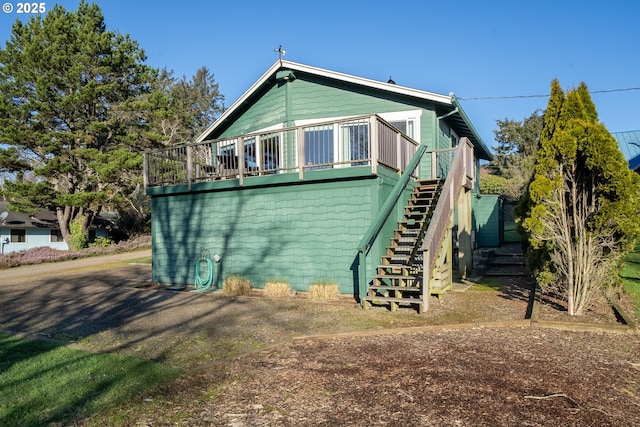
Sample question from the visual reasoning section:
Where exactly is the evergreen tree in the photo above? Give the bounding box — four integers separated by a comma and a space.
517, 79, 640, 315
489, 110, 543, 200
157, 66, 225, 144
0, 1, 162, 247
0, 2, 223, 245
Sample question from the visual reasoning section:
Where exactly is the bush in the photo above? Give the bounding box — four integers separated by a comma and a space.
264, 280, 292, 298
90, 236, 113, 248
223, 275, 251, 296
479, 173, 509, 195
69, 218, 89, 250
308, 281, 340, 301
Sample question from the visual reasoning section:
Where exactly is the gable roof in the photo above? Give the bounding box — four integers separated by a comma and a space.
197, 60, 491, 160
612, 130, 640, 171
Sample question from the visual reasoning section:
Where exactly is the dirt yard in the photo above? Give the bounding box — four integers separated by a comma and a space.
1, 251, 639, 426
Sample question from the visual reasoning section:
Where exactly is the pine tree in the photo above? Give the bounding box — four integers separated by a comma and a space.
517, 80, 640, 315
489, 110, 543, 200
0, 2, 223, 246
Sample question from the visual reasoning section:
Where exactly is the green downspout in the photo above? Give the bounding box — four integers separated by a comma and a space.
277, 69, 296, 167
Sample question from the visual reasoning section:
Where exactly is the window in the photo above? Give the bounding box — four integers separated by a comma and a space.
389, 119, 415, 139
10, 229, 26, 243
260, 134, 280, 172
451, 130, 459, 147
380, 110, 421, 142
342, 123, 369, 165
305, 125, 334, 169
50, 229, 64, 242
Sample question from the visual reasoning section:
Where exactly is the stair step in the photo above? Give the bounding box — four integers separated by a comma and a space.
382, 256, 410, 264
376, 265, 420, 272
369, 285, 421, 292
363, 296, 423, 303
409, 198, 435, 207
489, 256, 525, 266
390, 237, 416, 248
370, 274, 422, 287
396, 228, 419, 234
405, 206, 430, 214
416, 184, 440, 191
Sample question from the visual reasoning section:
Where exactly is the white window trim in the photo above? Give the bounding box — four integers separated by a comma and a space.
378, 110, 422, 143
296, 110, 422, 143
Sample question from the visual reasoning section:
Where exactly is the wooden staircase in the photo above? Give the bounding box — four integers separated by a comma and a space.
363, 179, 444, 313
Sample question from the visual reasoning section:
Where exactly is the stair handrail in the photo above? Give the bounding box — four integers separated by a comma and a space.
407, 181, 442, 266
357, 143, 428, 255
356, 142, 429, 303
420, 138, 474, 308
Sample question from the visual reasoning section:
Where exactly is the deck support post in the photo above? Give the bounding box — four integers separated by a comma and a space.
457, 187, 473, 279
422, 248, 430, 313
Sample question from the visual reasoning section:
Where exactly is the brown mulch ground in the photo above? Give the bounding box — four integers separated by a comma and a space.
1, 250, 639, 426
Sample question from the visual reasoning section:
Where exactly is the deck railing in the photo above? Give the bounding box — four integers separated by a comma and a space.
143, 115, 420, 189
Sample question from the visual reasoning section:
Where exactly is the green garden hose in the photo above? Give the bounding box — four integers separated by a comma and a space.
194, 256, 214, 290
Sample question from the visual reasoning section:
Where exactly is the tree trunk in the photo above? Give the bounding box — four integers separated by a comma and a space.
56, 206, 73, 248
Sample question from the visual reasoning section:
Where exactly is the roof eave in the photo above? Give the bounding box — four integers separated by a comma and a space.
196, 60, 284, 142
451, 97, 492, 160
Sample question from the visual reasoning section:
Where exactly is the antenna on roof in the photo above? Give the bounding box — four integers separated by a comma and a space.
274, 45, 286, 60
0, 211, 7, 224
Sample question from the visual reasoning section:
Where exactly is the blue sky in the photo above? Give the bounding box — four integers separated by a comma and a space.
1, 0, 639, 151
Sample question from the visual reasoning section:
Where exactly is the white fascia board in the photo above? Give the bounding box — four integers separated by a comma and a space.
284, 61, 453, 105
196, 61, 283, 142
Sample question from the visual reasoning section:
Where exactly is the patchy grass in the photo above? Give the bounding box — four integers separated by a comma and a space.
0, 333, 177, 427
127, 255, 152, 264
471, 277, 505, 291
620, 244, 640, 316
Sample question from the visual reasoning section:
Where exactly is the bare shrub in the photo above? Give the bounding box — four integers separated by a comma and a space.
223, 275, 251, 296
308, 281, 340, 301
264, 281, 292, 298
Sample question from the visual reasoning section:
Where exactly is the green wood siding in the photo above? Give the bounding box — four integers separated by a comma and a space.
219, 85, 286, 137
151, 168, 407, 294
217, 76, 438, 141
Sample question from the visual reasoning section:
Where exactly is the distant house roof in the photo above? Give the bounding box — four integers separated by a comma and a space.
612, 130, 640, 172
0, 202, 115, 230
0, 201, 59, 229
197, 60, 491, 160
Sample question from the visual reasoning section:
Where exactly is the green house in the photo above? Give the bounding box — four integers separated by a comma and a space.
144, 60, 492, 313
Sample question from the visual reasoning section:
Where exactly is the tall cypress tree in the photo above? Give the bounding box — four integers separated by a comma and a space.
517, 80, 640, 315
0, 1, 163, 247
